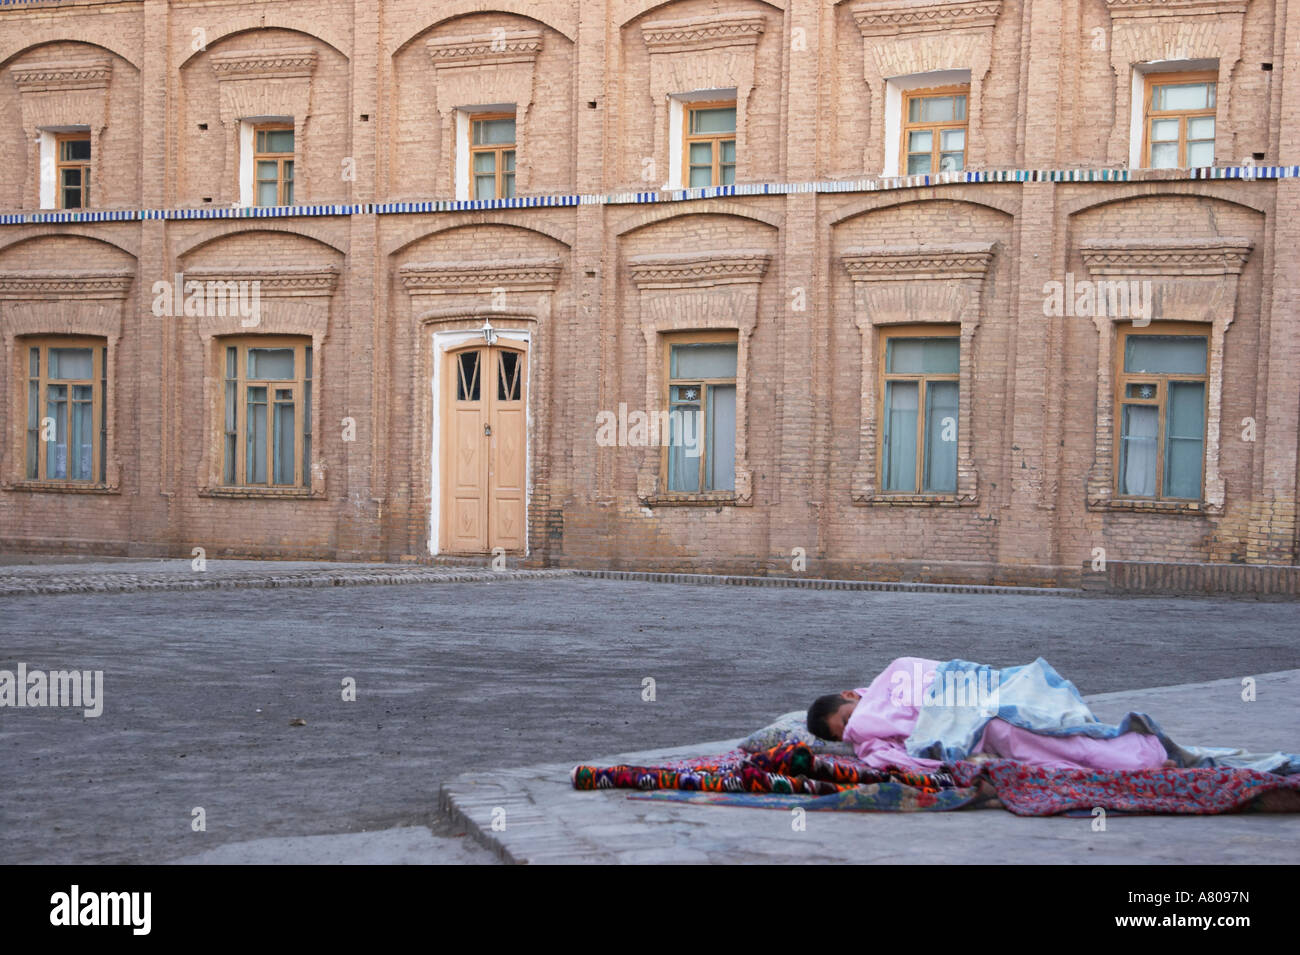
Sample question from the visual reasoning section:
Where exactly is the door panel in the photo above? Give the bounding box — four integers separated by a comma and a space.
440, 343, 527, 555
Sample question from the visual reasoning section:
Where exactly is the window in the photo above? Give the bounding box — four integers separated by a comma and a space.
254, 124, 294, 206
901, 87, 968, 175
879, 328, 960, 494
470, 113, 516, 199
1114, 325, 1208, 500
663, 334, 737, 493
684, 102, 736, 187
222, 338, 312, 487
24, 338, 107, 483
55, 134, 91, 209
1143, 73, 1216, 169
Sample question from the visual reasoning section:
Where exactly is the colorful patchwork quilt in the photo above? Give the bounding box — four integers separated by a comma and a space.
572, 742, 1300, 815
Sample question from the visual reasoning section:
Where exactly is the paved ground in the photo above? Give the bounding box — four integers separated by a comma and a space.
1, 558, 1297, 864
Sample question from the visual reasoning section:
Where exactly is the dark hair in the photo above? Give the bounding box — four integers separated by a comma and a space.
807, 693, 847, 741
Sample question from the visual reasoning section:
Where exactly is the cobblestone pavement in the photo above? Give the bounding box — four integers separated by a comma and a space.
1, 560, 1297, 863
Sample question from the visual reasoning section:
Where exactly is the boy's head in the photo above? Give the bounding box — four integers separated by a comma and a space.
806, 690, 861, 741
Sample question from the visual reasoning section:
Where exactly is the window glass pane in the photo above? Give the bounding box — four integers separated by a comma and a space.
907, 154, 932, 175
923, 381, 959, 493
887, 338, 960, 374
45, 384, 67, 479
30, 347, 39, 377
939, 152, 964, 172
941, 129, 965, 151
248, 347, 295, 379
257, 181, 279, 206
1118, 404, 1158, 496
920, 96, 956, 122
70, 387, 93, 480
688, 142, 713, 165
1187, 140, 1214, 167
720, 140, 735, 163
504, 150, 515, 172
61, 168, 82, 188
1164, 382, 1205, 499
273, 399, 295, 485
671, 343, 737, 378
256, 160, 279, 180
261, 129, 294, 153
1187, 116, 1214, 140
284, 161, 293, 182
50, 348, 93, 379
457, 351, 480, 401
26, 379, 38, 480
1155, 83, 1210, 111
667, 401, 701, 493
473, 118, 516, 145
706, 384, 736, 491
720, 164, 735, 186
247, 386, 267, 484
883, 381, 919, 492
473, 152, 496, 174
474, 175, 497, 200
1124, 335, 1207, 374
1150, 142, 1178, 168
224, 379, 236, 484
690, 107, 735, 135
502, 173, 515, 197
61, 137, 91, 161
954, 95, 967, 120
907, 130, 933, 154
1149, 118, 1179, 142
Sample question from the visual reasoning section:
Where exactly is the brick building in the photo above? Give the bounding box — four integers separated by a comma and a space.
0, 0, 1298, 591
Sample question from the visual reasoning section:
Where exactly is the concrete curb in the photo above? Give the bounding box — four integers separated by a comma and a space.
574, 569, 1081, 597
0, 567, 577, 597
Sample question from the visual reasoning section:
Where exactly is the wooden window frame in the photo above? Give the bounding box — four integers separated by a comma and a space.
660, 329, 739, 497
1111, 321, 1210, 502
900, 86, 969, 177
1141, 71, 1217, 169
55, 132, 92, 210
682, 100, 737, 188
469, 111, 517, 200
221, 336, 313, 488
23, 336, 108, 485
876, 323, 962, 496
253, 123, 295, 207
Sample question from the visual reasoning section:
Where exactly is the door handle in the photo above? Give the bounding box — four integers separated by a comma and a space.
484, 424, 492, 437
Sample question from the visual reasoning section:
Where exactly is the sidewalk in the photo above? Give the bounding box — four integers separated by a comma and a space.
439, 670, 1300, 864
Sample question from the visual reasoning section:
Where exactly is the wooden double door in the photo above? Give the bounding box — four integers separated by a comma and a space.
441, 343, 528, 554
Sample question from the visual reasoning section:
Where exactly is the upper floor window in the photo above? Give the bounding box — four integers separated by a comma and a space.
901, 88, 968, 175
56, 134, 92, 209
663, 334, 737, 493
254, 124, 295, 206
1115, 324, 1208, 500
470, 113, 516, 199
684, 102, 736, 187
25, 338, 107, 484
1143, 73, 1215, 169
222, 338, 312, 487
879, 328, 960, 494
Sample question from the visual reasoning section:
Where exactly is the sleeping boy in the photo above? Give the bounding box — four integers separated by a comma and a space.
806, 657, 1170, 772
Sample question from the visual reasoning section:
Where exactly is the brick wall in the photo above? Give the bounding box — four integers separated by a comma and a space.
0, 0, 1296, 591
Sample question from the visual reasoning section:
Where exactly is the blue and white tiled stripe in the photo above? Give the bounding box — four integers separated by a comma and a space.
1, 165, 1297, 225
